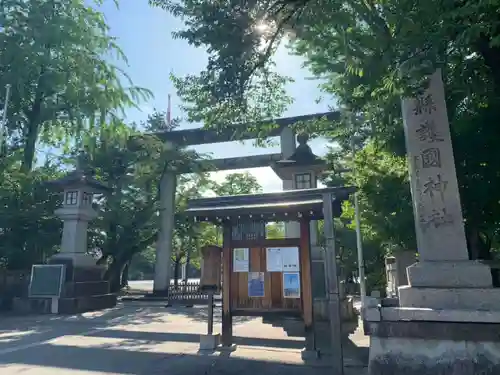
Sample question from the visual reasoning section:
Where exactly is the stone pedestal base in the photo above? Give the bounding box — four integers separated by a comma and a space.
398, 260, 500, 310
199, 333, 220, 351
398, 286, 500, 310
21, 258, 117, 314
369, 335, 500, 375
405, 261, 493, 288
366, 307, 500, 375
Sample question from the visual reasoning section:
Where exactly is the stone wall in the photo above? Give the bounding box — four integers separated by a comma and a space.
0, 269, 30, 310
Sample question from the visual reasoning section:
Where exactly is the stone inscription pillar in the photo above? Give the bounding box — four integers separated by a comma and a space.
402, 71, 468, 261
399, 69, 493, 303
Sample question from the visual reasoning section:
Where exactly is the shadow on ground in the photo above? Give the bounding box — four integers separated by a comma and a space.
0, 304, 170, 353
83, 329, 305, 350
0, 304, 368, 374
163, 304, 255, 325
0, 338, 366, 375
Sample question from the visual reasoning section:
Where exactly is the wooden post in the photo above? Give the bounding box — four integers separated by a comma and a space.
299, 218, 316, 353
221, 223, 233, 347
322, 192, 344, 374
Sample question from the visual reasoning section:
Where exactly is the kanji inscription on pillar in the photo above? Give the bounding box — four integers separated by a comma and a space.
402, 69, 468, 261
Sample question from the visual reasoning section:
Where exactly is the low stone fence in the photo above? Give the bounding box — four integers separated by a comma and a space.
0, 270, 30, 310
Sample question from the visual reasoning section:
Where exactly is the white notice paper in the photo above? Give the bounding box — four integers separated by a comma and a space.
233, 248, 249, 272
266, 248, 283, 272
281, 247, 300, 272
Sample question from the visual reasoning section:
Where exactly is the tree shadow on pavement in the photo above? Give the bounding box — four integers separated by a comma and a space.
0, 337, 365, 375
0, 304, 173, 354
164, 304, 255, 325
82, 328, 305, 350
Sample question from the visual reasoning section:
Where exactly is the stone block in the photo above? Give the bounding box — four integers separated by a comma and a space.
199, 333, 220, 351
365, 297, 380, 308
398, 286, 500, 310
369, 335, 500, 375
381, 298, 399, 307
300, 349, 319, 360
406, 261, 492, 288
12, 297, 50, 314
58, 294, 117, 314
378, 307, 500, 324
364, 307, 381, 322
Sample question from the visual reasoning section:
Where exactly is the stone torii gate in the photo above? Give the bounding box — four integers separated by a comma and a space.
151, 111, 339, 295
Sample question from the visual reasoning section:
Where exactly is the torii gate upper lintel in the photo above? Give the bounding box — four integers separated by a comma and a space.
152, 111, 339, 146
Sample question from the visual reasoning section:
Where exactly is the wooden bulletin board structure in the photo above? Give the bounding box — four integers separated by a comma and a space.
185, 186, 354, 351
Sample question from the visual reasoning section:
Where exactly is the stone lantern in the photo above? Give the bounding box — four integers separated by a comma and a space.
47, 151, 111, 269
33, 152, 117, 314
37, 151, 117, 314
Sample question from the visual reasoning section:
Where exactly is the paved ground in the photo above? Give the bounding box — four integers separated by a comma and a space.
0, 303, 368, 374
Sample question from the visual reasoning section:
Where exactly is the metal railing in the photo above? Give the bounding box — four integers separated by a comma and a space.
167, 281, 221, 305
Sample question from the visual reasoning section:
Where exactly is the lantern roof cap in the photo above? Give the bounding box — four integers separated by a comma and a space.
275, 133, 326, 167
272, 133, 327, 179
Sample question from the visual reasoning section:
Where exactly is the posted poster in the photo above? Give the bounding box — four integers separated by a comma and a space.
266, 247, 283, 272
283, 272, 301, 299
248, 272, 265, 297
233, 248, 249, 272
281, 247, 300, 272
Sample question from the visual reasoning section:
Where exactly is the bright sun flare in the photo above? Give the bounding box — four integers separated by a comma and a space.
255, 21, 270, 34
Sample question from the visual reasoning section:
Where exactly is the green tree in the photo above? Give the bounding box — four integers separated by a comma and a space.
214, 172, 262, 196
84, 111, 202, 292
0, 156, 62, 269
0, 0, 150, 171
128, 246, 156, 281
149, 0, 293, 135
266, 222, 285, 239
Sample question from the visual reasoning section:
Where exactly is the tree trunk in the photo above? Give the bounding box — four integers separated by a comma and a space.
173, 257, 180, 288
21, 125, 38, 173
466, 225, 492, 261
476, 34, 500, 95
106, 258, 127, 293
21, 71, 46, 173
121, 262, 130, 288
185, 247, 191, 282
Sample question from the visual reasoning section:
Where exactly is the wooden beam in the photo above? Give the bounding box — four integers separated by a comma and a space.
153, 111, 339, 146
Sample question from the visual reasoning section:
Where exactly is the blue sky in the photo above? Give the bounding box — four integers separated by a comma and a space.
101, 1, 333, 192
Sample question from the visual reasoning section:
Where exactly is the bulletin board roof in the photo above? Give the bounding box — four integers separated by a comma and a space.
184, 186, 355, 223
